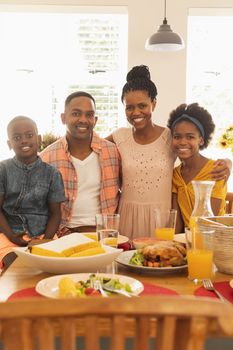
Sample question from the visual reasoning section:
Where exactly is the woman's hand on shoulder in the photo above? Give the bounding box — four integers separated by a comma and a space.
211, 158, 232, 181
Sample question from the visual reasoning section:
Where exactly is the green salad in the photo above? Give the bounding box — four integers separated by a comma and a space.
129, 251, 145, 266
58, 273, 132, 297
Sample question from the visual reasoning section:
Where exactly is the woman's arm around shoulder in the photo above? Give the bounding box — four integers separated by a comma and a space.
211, 158, 232, 181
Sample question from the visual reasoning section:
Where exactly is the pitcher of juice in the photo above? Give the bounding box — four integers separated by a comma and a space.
189, 180, 215, 249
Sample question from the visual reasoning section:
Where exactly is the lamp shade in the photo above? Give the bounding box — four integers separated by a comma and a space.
145, 19, 184, 52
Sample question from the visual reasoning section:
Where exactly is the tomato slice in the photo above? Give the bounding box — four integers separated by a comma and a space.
84, 288, 101, 296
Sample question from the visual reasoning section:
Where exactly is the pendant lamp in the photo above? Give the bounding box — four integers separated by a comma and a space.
145, 0, 184, 52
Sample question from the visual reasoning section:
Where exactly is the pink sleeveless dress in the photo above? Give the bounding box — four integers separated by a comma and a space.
113, 127, 175, 239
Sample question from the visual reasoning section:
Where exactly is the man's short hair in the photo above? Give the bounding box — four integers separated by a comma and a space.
65, 91, 96, 107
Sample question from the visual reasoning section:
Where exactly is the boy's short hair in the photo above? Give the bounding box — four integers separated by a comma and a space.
7, 116, 38, 137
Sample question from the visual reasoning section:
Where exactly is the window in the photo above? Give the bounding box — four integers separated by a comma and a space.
187, 9, 233, 189
0, 5, 128, 159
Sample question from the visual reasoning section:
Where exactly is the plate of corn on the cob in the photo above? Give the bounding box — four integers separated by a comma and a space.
13, 233, 123, 273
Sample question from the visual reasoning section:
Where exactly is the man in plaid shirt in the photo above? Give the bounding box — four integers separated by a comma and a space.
40, 91, 120, 236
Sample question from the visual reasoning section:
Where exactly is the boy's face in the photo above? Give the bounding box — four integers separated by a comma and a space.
7, 119, 40, 164
172, 120, 204, 160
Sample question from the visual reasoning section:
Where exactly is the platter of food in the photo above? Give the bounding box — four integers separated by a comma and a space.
35, 273, 144, 298
13, 233, 123, 274
132, 233, 186, 249
116, 240, 187, 275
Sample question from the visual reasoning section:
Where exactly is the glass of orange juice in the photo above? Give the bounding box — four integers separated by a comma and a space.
154, 209, 177, 240
186, 228, 215, 283
189, 216, 204, 249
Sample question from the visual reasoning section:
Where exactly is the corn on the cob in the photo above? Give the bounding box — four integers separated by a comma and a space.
58, 277, 77, 297
31, 246, 65, 257
70, 246, 105, 257
61, 241, 101, 257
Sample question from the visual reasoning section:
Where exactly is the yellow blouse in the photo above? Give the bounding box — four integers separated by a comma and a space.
172, 160, 227, 227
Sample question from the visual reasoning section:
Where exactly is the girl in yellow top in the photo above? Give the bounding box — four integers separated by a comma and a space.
167, 103, 227, 233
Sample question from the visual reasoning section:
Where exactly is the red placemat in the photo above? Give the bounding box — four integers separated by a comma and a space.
8, 287, 43, 301
194, 281, 233, 303
140, 283, 178, 296
7, 283, 178, 300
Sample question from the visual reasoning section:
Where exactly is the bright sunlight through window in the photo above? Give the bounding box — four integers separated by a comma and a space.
187, 9, 233, 190
0, 6, 128, 159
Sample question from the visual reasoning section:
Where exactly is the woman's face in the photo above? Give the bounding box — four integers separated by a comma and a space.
123, 90, 156, 130
172, 120, 204, 160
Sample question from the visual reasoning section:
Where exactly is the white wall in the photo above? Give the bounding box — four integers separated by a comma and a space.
1, 0, 233, 126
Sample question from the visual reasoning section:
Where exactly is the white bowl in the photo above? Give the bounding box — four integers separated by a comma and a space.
12, 233, 123, 274
13, 245, 122, 274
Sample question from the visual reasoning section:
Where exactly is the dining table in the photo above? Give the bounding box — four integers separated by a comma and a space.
1, 237, 233, 350
0, 251, 232, 302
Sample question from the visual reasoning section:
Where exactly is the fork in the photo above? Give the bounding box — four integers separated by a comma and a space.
93, 280, 108, 297
203, 279, 230, 303
102, 285, 132, 297
102, 284, 139, 297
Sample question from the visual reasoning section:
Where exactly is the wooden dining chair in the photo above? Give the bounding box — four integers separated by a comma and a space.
0, 296, 233, 350
226, 192, 233, 214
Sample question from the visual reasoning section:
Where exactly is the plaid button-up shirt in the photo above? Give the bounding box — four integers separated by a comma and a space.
40, 133, 120, 227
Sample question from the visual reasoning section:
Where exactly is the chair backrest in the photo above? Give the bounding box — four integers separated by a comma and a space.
226, 192, 233, 214
0, 296, 233, 350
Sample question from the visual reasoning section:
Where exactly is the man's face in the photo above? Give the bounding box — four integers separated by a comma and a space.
61, 96, 97, 141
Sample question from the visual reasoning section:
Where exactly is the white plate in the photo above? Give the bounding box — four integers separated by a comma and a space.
36, 273, 144, 298
174, 233, 186, 244
82, 233, 129, 245
118, 235, 129, 244
84, 233, 129, 244
116, 250, 187, 275
230, 280, 233, 289
13, 245, 123, 274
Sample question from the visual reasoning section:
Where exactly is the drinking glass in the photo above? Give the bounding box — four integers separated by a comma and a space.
186, 227, 214, 283
154, 209, 177, 240
95, 214, 120, 247
95, 214, 120, 274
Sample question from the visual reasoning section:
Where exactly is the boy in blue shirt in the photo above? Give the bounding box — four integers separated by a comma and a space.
0, 116, 65, 269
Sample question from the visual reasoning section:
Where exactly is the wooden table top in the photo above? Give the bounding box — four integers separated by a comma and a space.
0, 255, 232, 302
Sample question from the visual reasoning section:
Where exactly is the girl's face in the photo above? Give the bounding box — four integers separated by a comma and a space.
172, 120, 204, 160
123, 90, 156, 130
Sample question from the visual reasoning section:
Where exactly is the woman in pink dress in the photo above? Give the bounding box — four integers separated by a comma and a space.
106, 65, 230, 239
